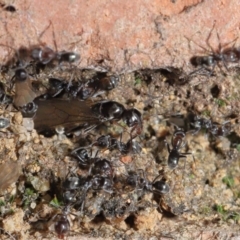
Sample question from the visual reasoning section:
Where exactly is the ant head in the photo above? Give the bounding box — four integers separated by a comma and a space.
91, 158, 114, 179
20, 101, 38, 118
71, 148, 90, 166
91, 175, 113, 193
122, 108, 142, 128
15, 68, 28, 82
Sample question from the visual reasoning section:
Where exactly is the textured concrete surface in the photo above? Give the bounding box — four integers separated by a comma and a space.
0, 0, 240, 72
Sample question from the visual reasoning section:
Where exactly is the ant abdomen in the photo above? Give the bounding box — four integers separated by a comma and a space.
54, 214, 70, 239
152, 180, 170, 194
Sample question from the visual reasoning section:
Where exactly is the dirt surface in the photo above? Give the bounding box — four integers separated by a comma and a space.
0, 1, 240, 240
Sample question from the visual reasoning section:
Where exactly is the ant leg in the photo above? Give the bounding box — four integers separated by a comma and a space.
71, 146, 91, 155
49, 20, 58, 53
130, 125, 140, 139
164, 140, 171, 154
209, 62, 217, 76
189, 66, 213, 76
206, 21, 216, 53
215, 26, 223, 54
152, 174, 163, 184
137, 168, 146, 180
184, 35, 211, 54
38, 21, 53, 46
215, 28, 238, 55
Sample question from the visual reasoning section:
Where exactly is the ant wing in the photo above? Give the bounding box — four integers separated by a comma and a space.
33, 98, 100, 135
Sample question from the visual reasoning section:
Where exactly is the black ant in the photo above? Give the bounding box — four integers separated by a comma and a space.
122, 108, 143, 138
76, 74, 119, 100
165, 129, 192, 169
89, 175, 114, 193
92, 134, 142, 155
190, 114, 232, 137
44, 73, 118, 100
91, 100, 125, 121
52, 206, 71, 239
118, 138, 142, 155
91, 100, 142, 138
71, 147, 98, 167
188, 22, 239, 75
12, 68, 39, 108
20, 101, 38, 118
30, 46, 80, 71
61, 176, 83, 204
208, 121, 232, 137
45, 78, 68, 98
93, 134, 119, 151
189, 114, 212, 134
126, 169, 170, 195
31, 46, 56, 65
29, 21, 80, 68
56, 51, 80, 65
65, 158, 114, 211
89, 158, 114, 179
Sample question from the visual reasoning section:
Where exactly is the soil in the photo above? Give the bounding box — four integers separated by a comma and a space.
0, 59, 240, 240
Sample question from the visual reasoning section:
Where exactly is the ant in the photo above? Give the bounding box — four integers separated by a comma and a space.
64, 172, 114, 212
71, 147, 100, 167
45, 74, 118, 100
165, 128, 192, 169
190, 114, 232, 137
43, 78, 68, 98
51, 173, 81, 209
29, 21, 80, 68
209, 121, 232, 137
93, 134, 119, 151
31, 47, 80, 66
117, 138, 142, 155
126, 169, 170, 195
20, 102, 38, 117
61, 176, 83, 204
12, 68, 39, 108
92, 134, 142, 155
89, 158, 114, 179
31, 46, 56, 65
52, 206, 71, 239
91, 100, 142, 138
49, 76, 119, 100
91, 100, 125, 121
89, 175, 114, 193
75, 74, 119, 100
188, 22, 239, 75
189, 114, 212, 134
2, 21, 80, 72
56, 51, 80, 65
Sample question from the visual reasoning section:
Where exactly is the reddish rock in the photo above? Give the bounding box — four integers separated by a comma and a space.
0, 0, 239, 71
